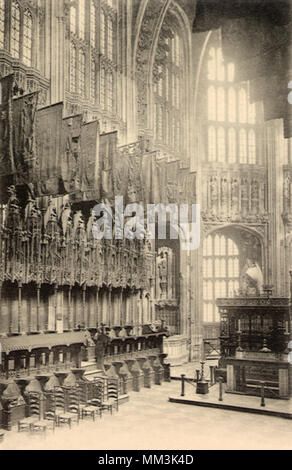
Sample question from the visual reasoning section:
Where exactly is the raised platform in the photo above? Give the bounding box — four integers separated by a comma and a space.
169, 383, 292, 420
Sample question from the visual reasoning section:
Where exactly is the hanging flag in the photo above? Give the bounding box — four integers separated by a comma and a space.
113, 150, 129, 199
127, 153, 143, 203
100, 131, 117, 203
166, 160, 180, 204
12, 91, 39, 185
61, 114, 83, 194
0, 74, 14, 178
35, 102, 63, 196
70, 120, 100, 202
156, 158, 168, 205
141, 151, 160, 204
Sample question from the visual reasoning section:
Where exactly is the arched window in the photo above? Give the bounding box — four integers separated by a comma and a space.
153, 26, 185, 152
239, 129, 247, 163
248, 129, 256, 164
203, 233, 240, 323
228, 88, 236, 123
217, 127, 225, 162
0, 0, 5, 49
208, 47, 216, 81
204, 38, 261, 164
217, 87, 225, 121
208, 127, 216, 162
67, 0, 117, 113
239, 88, 247, 124
23, 10, 33, 66
208, 86, 216, 121
217, 48, 225, 81
228, 128, 236, 163
11, 1, 21, 59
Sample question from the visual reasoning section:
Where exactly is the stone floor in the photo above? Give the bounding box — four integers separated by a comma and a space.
1, 369, 292, 450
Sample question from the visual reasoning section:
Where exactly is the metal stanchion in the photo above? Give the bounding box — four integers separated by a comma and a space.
218, 377, 223, 401
260, 381, 265, 407
195, 369, 200, 382
181, 374, 185, 397
196, 361, 209, 394
209, 365, 215, 385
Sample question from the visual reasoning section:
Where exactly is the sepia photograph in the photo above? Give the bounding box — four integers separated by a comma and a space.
0, 0, 291, 454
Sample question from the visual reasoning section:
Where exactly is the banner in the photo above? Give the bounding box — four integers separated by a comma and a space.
100, 131, 117, 203
166, 160, 180, 204
61, 114, 83, 193
35, 102, 63, 196
12, 91, 39, 185
156, 159, 168, 205
113, 150, 129, 199
127, 153, 142, 203
70, 120, 100, 202
141, 151, 160, 204
0, 74, 14, 177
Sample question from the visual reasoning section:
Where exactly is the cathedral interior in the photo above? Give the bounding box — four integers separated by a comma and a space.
0, 0, 292, 446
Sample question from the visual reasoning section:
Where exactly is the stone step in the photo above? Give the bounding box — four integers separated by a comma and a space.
83, 370, 106, 381
81, 361, 99, 372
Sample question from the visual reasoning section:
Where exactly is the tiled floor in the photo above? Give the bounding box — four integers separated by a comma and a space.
1, 376, 292, 450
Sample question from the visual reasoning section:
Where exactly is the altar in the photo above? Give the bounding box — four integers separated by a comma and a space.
216, 295, 292, 399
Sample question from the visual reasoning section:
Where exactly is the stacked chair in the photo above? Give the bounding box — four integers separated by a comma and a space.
81, 379, 104, 421
18, 392, 41, 432
56, 386, 79, 428
101, 378, 119, 414
17, 376, 121, 435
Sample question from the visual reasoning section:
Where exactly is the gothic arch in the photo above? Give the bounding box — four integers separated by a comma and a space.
202, 223, 266, 281
134, 0, 192, 135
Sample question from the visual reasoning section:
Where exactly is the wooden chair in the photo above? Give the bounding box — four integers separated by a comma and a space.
59, 386, 80, 425
58, 386, 79, 428
102, 378, 119, 414
18, 392, 41, 432
30, 392, 56, 435
81, 381, 103, 421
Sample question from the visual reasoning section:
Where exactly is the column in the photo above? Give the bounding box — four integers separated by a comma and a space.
82, 284, 86, 328
279, 368, 289, 397
18, 282, 22, 334
95, 287, 99, 327
68, 285, 72, 330
36, 283, 41, 332
108, 287, 112, 327
226, 364, 236, 391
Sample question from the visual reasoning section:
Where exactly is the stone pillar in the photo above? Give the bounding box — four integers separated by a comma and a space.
18, 282, 22, 334
226, 364, 236, 391
279, 368, 289, 397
